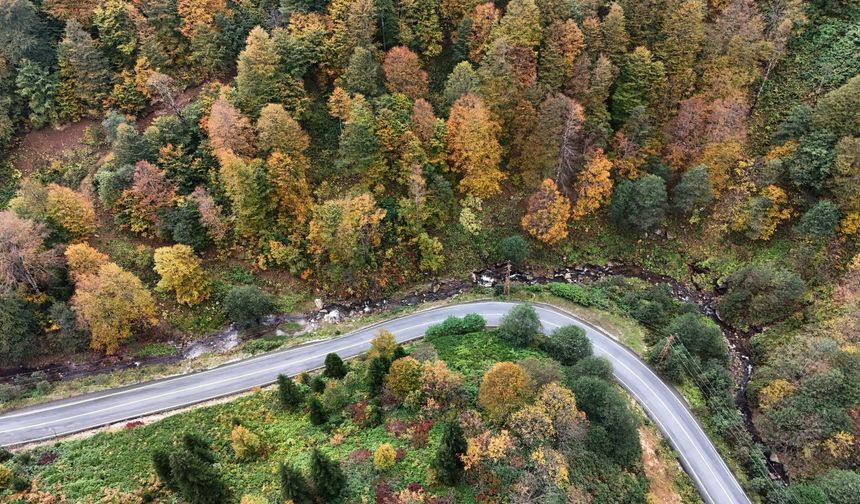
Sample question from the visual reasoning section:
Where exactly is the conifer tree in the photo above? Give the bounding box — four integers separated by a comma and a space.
57, 19, 112, 120
433, 419, 467, 485
279, 462, 312, 504
277, 374, 303, 410
323, 353, 348, 379
307, 395, 328, 425
310, 448, 346, 500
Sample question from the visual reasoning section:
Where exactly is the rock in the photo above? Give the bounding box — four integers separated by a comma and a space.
314, 298, 323, 310
323, 309, 341, 324
276, 329, 285, 337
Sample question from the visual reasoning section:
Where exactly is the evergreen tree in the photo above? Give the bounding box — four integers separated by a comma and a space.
433, 419, 467, 485
367, 356, 388, 395
610, 47, 665, 126
310, 448, 346, 500
497, 303, 542, 347
307, 395, 328, 425
610, 174, 667, 232
235, 26, 284, 117
168, 448, 229, 504
323, 353, 348, 379
152, 450, 175, 490
279, 462, 312, 504
15, 59, 59, 128
336, 99, 383, 175
672, 165, 713, 215
277, 373, 303, 410
341, 47, 380, 96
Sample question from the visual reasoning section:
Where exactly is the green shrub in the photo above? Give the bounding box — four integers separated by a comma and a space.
243, 336, 286, 354
310, 448, 345, 500
277, 374, 303, 410
493, 235, 529, 268
279, 462, 312, 504
497, 304, 541, 348
0, 463, 12, 489
568, 356, 613, 381
547, 282, 610, 309
544, 325, 592, 366
433, 419, 467, 485
307, 395, 328, 425
224, 285, 275, 328
323, 353, 347, 379
425, 313, 486, 339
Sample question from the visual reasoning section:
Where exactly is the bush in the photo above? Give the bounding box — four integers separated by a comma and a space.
367, 357, 389, 396
230, 425, 262, 461
497, 304, 541, 348
547, 282, 611, 309
544, 325, 592, 366
324, 353, 347, 379
718, 265, 805, 327
223, 285, 275, 328
425, 313, 486, 339
277, 374, 303, 410
570, 376, 641, 467
373, 443, 397, 471
817, 469, 860, 504
169, 446, 229, 504
493, 235, 529, 267
0, 464, 11, 489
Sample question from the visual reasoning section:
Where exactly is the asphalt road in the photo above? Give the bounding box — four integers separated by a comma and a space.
0, 301, 750, 504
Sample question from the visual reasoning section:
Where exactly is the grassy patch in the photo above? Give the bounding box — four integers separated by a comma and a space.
134, 343, 177, 358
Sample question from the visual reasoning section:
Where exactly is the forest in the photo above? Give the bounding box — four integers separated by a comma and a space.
0, 0, 858, 500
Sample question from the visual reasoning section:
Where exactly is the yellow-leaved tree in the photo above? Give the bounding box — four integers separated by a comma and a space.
521, 179, 570, 245
478, 361, 532, 420
570, 149, 614, 220
153, 244, 211, 306
71, 262, 157, 353
447, 93, 505, 199
46, 184, 96, 240
64, 242, 108, 281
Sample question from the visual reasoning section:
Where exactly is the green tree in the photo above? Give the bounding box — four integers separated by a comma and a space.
666, 313, 727, 364
92, 0, 138, 67
610, 174, 667, 232
610, 46, 665, 126
235, 26, 285, 117
168, 447, 229, 504
493, 235, 529, 268
442, 61, 479, 108
795, 200, 840, 241
0, 0, 44, 66
498, 303, 542, 347
223, 285, 275, 328
367, 356, 389, 396
398, 0, 443, 57
336, 100, 383, 175
310, 448, 346, 500
571, 375, 641, 466
307, 395, 328, 425
544, 325, 592, 366
340, 47, 380, 96
277, 374, 303, 410
0, 295, 39, 367
433, 419, 467, 485
811, 74, 860, 138
324, 353, 348, 379
279, 462, 312, 504
493, 0, 542, 48
57, 19, 113, 120
718, 265, 805, 328
601, 2, 629, 63
539, 19, 584, 91
672, 165, 713, 215
15, 59, 59, 128
817, 469, 860, 504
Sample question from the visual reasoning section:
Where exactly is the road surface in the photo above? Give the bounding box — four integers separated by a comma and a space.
0, 301, 750, 504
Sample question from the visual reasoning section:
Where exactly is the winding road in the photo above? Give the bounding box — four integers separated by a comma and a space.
0, 301, 749, 504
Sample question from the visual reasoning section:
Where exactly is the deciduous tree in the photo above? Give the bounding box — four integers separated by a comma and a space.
45, 184, 96, 240
153, 244, 211, 306
570, 149, 613, 220
478, 361, 532, 420
521, 179, 570, 245
446, 93, 504, 198
64, 242, 108, 281
383, 46, 429, 99
538, 19, 585, 91
72, 262, 158, 353
0, 212, 59, 294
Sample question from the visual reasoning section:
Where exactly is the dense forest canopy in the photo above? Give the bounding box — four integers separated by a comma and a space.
0, 0, 859, 500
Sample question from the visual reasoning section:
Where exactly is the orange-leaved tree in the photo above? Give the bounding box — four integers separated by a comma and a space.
521, 179, 571, 245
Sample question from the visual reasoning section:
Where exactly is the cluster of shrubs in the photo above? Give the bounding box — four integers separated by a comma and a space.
424, 314, 486, 339
0, 447, 46, 495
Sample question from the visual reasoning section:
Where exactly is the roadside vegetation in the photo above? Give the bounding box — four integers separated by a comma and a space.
0, 313, 667, 503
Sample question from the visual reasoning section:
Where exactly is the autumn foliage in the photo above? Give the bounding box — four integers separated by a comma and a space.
521, 179, 570, 245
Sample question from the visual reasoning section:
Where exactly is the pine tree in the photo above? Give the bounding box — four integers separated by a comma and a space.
277, 374, 303, 410
279, 462, 312, 504
610, 46, 665, 126
601, 2, 629, 64
341, 47, 380, 96
323, 353, 348, 379
310, 448, 346, 500
307, 395, 328, 425
433, 419, 467, 485
168, 448, 229, 504
367, 356, 388, 395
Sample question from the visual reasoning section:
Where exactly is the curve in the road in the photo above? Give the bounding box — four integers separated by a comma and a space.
0, 301, 750, 504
